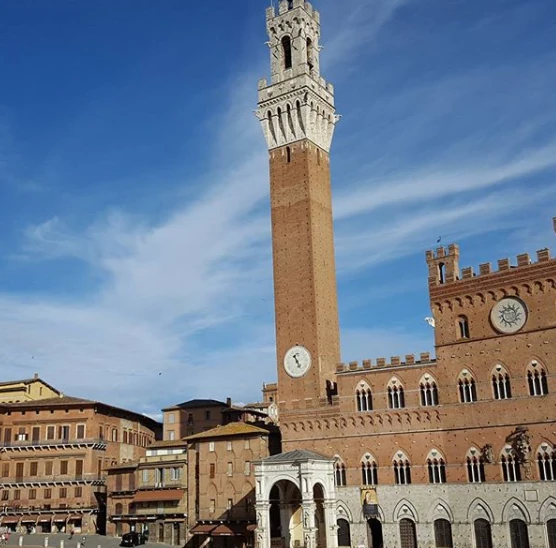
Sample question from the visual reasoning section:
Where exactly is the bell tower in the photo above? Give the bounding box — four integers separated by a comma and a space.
257, 0, 341, 411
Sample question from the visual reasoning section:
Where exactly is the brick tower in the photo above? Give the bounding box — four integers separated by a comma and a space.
257, 0, 341, 411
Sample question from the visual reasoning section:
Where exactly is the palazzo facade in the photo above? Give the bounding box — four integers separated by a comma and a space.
254, 2, 556, 548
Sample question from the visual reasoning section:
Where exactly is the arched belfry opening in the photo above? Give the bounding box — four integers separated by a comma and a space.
282, 36, 293, 70
254, 450, 339, 548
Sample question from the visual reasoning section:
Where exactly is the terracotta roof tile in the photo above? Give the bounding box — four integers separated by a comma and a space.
184, 422, 269, 441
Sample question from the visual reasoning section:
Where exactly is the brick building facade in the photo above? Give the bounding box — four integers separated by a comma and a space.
253, 2, 556, 548
0, 386, 160, 535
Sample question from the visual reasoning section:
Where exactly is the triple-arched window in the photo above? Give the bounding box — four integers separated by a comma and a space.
501, 446, 522, 482
419, 374, 439, 406
356, 383, 373, 412
334, 458, 347, 487
361, 453, 378, 486
458, 371, 477, 403
393, 451, 411, 485
466, 448, 486, 483
492, 365, 512, 399
387, 378, 405, 409
427, 450, 447, 484
537, 444, 556, 481
527, 361, 549, 396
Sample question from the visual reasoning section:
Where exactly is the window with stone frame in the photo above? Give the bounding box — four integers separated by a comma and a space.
492, 366, 512, 400
457, 315, 470, 340
527, 361, 549, 396
466, 448, 486, 483
361, 453, 378, 485
434, 519, 453, 548
355, 382, 373, 412
419, 374, 439, 406
474, 519, 493, 548
458, 370, 477, 403
334, 458, 347, 487
393, 451, 411, 485
501, 446, 522, 482
427, 450, 447, 484
387, 378, 405, 409
536, 444, 556, 481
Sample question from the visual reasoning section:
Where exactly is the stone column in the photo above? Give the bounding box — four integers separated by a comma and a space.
255, 503, 271, 548
280, 503, 292, 548
323, 501, 338, 548
301, 500, 317, 548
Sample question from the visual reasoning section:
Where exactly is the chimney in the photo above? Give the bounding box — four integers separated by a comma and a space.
33, 372, 39, 379
226, 397, 232, 407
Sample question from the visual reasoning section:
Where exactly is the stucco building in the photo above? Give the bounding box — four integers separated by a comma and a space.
253, 2, 556, 548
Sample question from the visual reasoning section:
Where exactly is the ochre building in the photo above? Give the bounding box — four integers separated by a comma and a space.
0, 382, 160, 535
253, 2, 556, 548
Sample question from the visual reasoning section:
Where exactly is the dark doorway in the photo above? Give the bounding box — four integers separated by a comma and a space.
510, 519, 530, 548
337, 519, 351, 547
367, 518, 383, 548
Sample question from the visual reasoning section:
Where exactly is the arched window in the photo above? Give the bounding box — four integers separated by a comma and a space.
466, 448, 486, 483
361, 454, 378, 486
393, 452, 411, 485
427, 450, 446, 484
282, 36, 292, 70
112, 428, 118, 442
434, 519, 453, 548
286, 146, 291, 163
356, 383, 373, 411
337, 519, 351, 547
399, 519, 417, 548
419, 374, 439, 406
387, 378, 405, 409
457, 315, 470, 339
306, 37, 314, 71
527, 361, 549, 396
537, 444, 556, 481
334, 459, 347, 487
474, 519, 493, 548
492, 366, 512, 399
509, 519, 530, 548
501, 446, 522, 482
547, 520, 556, 548
458, 371, 477, 403
115, 503, 123, 515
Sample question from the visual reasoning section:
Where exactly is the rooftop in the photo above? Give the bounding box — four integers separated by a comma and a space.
162, 398, 228, 412
261, 449, 332, 463
185, 422, 270, 441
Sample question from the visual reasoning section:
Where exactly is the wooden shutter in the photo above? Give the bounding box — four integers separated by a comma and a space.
474, 520, 493, 548
434, 520, 453, 548
400, 519, 417, 548
510, 520, 530, 548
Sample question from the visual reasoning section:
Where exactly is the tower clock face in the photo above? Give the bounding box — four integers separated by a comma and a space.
490, 297, 528, 334
284, 345, 311, 378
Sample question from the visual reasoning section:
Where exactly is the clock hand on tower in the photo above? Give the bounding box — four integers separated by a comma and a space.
293, 353, 301, 367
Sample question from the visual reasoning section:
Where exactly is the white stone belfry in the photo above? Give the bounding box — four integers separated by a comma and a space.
256, 0, 339, 152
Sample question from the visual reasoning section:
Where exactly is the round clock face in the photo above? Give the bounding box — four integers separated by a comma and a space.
284, 345, 311, 378
490, 297, 528, 334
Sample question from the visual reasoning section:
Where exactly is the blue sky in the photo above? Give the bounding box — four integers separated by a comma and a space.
1, 0, 555, 417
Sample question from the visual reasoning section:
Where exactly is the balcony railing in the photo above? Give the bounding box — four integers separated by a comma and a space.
0, 475, 105, 487
0, 438, 107, 451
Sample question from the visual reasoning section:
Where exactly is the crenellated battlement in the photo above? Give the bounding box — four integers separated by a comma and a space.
426, 217, 556, 288
336, 352, 436, 374
267, 0, 319, 22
